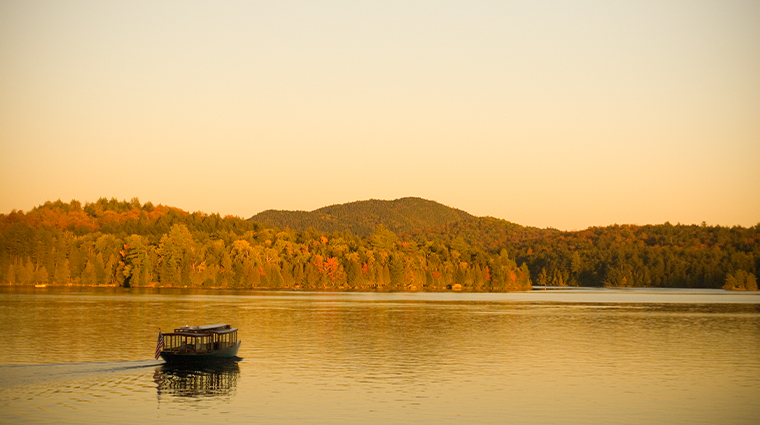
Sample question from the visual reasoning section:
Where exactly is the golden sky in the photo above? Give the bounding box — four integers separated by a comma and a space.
1, 1, 758, 230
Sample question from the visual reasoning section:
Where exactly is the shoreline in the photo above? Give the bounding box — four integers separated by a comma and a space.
0, 282, 534, 293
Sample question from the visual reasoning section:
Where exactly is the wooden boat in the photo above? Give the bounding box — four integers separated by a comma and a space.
158, 324, 241, 363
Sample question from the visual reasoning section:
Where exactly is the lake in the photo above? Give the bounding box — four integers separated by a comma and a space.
1, 286, 758, 424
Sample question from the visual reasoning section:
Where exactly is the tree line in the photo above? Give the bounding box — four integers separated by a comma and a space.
0, 198, 531, 291
2, 198, 757, 291
517, 223, 758, 290
388, 217, 760, 290
422, 218, 759, 290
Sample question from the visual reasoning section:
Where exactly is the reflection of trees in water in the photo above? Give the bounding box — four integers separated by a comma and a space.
153, 362, 239, 400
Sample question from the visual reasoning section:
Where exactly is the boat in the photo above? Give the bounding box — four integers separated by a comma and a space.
157, 324, 241, 364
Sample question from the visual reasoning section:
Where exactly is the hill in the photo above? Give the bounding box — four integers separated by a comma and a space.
250, 197, 475, 236
0, 197, 532, 291
1, 197, 757, 291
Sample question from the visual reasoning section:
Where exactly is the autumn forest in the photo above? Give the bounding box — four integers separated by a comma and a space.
0, 197, 757, 291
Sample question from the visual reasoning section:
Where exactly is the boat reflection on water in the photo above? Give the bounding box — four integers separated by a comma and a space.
153, 361, 240, 401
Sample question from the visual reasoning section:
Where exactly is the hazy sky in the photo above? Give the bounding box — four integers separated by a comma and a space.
1, 0, 758, 230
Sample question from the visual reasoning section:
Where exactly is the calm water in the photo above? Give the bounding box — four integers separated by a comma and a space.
1, 287, 759, 424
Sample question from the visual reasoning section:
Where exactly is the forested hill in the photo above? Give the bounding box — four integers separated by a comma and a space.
0, 197, 532, 291
0, 197, 758, 291
250, 197, 474, 236
252, 197, 759, 290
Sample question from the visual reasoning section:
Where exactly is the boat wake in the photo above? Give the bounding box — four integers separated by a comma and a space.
0, 360, 163, 388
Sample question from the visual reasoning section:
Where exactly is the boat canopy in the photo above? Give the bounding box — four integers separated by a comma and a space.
172, 324, 237, 335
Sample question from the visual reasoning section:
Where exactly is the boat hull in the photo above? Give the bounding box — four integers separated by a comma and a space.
160, 341, 242, 364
